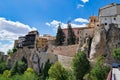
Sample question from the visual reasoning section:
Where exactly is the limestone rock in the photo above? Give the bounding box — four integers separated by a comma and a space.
90, 25, 106, 59
90, 23, 120, 64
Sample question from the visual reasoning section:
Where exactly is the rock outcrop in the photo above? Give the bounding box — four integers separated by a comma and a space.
90, 24, 106, 59
89, 23, 120, 63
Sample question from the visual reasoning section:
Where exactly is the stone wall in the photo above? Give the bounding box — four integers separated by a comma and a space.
47, 44, 78, 67
58, 55, 73, 68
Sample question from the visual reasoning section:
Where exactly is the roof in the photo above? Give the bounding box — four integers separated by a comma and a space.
100, 3, 120, 10
62, 27, 94, 31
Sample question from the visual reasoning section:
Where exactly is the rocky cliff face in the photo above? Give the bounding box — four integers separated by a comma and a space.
90, 25, 107, 59
9, 46, 58, 73
89, 24, 120, 63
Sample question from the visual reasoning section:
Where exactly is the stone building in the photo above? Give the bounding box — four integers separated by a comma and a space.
15, 30, 39, 49
99, 3, 120, 30
62, 16, 99, 45
37, 37, 48, 48
42, 34, 56, 45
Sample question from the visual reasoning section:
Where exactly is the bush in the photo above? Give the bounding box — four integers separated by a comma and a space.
48, 62, 69, 80
42, 59, 52, 80
90, 56, 110, 80
112, 48, 120, 60
0, 62, 8, 74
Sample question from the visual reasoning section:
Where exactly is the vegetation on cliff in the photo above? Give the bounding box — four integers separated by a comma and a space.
72, 51, 90, 80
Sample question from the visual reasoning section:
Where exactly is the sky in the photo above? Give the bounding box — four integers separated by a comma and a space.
0, 0, 119, 54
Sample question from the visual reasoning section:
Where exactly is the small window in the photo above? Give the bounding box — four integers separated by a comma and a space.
86, 33, 87, 35
105, 23, 107, 25
114, 18, 116, 20
97, 24, 99, 26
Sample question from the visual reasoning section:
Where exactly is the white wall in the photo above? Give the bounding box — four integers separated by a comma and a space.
99, 6, 117, 17
116, 15, 120, 28
99, 5, 120, 30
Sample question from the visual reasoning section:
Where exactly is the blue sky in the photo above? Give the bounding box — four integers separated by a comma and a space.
0, 0, 119, 53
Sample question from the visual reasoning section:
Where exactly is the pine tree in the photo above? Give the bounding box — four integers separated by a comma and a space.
55, 23, 65, 46
67, 22, 76, 45
72, 51, 90, 80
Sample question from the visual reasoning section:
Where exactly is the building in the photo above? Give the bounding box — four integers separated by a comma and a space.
99, 3, 120, 30
0, 51, 4, 56
62, 16, 98, 45
42, 34, 56, 45
88, 16, 99, 27
17, 36, 25, 48
37, 37, 48, 48
15, 30, 39, 49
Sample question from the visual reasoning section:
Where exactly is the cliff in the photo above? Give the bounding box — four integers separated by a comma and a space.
88, 23, 120, 64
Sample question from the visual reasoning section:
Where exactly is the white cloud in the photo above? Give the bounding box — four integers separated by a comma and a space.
0, 41, 14, 54
77, 4, 84, 9
0, 17, 37, 54
46, 19, 87, 32
74, 18, 89, 23
45, 20, 61, 28
81, 0, 89, 3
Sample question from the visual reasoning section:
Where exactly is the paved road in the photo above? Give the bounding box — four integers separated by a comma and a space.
112, 68, 120, 80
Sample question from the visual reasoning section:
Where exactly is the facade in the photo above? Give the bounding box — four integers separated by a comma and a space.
37, 37, 48, 48
88, 16, 99, 27
0, 51, 4, 55
42, 34, 56, 45
17, 36, 25, 48
99, 3, 120, 30
79, 27, 94, 44
15, 31, 39, 49
62, 28, 81, 45
62, 16, 98, 45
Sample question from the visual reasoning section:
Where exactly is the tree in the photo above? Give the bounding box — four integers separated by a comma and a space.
10, 59, 28, 76
12, 48, 17, 53
48, 62, 68, 80
21, 56, 28, 71
90, 55, 110, 80
55, 23, 65, 46
72, 51, 90, 80
112, 48, 120, 60
67, 22, 76, 45
42, 59, 52, 80
0, 62, 8, 74
10, 60, 18, 76
7, 49, 13, 56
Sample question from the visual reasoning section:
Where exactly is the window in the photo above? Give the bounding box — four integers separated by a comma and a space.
97, 24, 99, 26
105, 23, 107, 25
114, 18, 116, 20
86, 33, 87, 35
